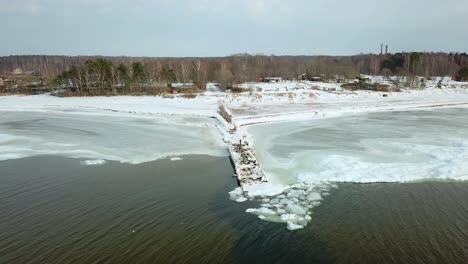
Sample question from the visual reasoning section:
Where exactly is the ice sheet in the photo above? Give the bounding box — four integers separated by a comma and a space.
0, 111, 227, 163
248, 108, 468, 184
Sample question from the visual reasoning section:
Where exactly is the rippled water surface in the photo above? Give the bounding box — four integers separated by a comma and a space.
1, 156, 467, 264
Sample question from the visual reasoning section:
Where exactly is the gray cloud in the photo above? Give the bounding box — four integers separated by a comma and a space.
1, 0, 467, 56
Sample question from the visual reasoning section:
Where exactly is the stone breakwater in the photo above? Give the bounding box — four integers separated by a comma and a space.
218, 103, 268, 189
230, 137, 267, 185
219, 103, 338, 231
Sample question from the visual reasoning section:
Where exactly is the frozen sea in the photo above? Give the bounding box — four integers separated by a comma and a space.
248, 108, 468, 184
0, 109, 227, 163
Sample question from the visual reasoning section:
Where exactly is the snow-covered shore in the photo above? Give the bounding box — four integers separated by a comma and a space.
1, 82, 467, 121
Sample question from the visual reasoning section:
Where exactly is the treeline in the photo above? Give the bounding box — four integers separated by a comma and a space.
54, 59, 154, 93
1, 52, 468, 90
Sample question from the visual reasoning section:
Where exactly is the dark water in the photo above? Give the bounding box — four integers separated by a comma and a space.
0, 156, 467, 264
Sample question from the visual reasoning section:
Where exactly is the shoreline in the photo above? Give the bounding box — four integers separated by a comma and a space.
2, 87, 468, 230
2, 86, 468, 187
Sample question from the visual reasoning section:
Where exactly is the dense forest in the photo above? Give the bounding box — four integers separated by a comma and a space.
1, 53, 467, 93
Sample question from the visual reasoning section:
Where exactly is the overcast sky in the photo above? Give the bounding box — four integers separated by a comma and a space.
1, 0, 467, 57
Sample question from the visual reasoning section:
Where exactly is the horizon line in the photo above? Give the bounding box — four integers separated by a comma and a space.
1, 50, 467, 59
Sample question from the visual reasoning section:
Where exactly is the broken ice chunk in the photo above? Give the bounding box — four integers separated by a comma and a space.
286, 203, 307, 215
287, 221, 304, 231
246, 207, 276, 216
307, 192, 323, 201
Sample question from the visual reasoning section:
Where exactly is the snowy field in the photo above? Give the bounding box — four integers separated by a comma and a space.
0, 110, 227, 164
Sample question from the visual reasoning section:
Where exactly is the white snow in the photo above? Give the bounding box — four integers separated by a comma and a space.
0, 94, 219, 117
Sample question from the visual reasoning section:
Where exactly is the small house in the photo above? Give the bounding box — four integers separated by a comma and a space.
299, 74, 323, 82
257, 77, 283, 83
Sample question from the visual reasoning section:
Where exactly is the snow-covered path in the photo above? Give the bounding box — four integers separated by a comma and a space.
229, 88, 468, 127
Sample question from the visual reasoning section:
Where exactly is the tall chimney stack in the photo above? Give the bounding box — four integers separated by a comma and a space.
380, 43, 383, 55
385, 45, 388, 55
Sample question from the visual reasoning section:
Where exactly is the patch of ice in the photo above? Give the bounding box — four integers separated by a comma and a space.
287, 221, 304, 231
229, 187, 243, 197
246, 207, 277, 216
170, 157, 183, 161
236, 197, 248, 203
270, 198, 280, 204
307, 192, 323, 201
0, 111, 227, 164
280, 214, 298, 222
248, 108, 468, 184
242, 183, 288, 197
80, 159, 106, 166
277, 209, 287, 215
286, 203, 307, 215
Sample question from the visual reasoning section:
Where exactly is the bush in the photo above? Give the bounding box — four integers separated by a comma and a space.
456, 67, 468, 81
381, 54, 405, 72
230, 87, 247, 93
179, 93, 198, 99
341, 83, 392, 92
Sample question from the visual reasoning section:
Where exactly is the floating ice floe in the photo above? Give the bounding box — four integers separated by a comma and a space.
246, 207, 277, 216
287, 221, 304, 231
236, 197, 248, 203
242, 183, 288, 197
80, 159, 106, 166
237, 182, 337, 231
228, 187, 244, 201
286, 203, 307, 215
